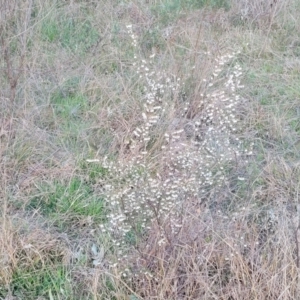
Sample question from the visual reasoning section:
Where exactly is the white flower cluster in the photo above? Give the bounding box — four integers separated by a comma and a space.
95, 25, 251, 245
195, 52, 245, 162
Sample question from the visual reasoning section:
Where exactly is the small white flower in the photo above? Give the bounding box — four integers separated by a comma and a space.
86, 159, 100, 162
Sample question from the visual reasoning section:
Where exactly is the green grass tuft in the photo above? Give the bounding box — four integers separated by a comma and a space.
41, 13, 98, 53
151, 0, 230, 24
9, 264, 71, 299
27, 178, 105, 225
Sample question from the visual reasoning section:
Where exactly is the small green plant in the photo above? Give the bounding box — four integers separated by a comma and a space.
9, 264, 70, 299
140, 29, 166, 54
151, 0, 230, 24
79, 160, 108, 184
185, 0, 230, 9
51, 92, 87, 119
41, 20, 59, 42
41, 14, 98, 53
50, 86, 92, 150
27, 178, 105, 224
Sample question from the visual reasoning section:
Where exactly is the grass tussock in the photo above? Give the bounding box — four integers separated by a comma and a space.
1, 0, 300, 299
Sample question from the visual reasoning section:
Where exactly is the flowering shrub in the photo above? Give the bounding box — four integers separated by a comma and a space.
95, 24, 252, 249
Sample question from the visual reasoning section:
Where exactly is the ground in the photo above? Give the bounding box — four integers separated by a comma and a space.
1, 0, 300, 299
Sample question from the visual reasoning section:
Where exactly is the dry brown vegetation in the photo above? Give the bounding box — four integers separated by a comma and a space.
1, 0, 300, 299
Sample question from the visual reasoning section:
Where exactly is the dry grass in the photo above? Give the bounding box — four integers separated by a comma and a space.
1, 0, 300, 299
